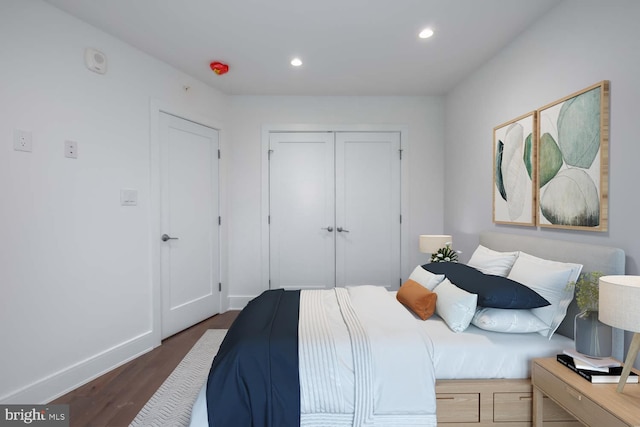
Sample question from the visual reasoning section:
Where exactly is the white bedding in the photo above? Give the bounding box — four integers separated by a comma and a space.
190, 286, 437, 427
300, 286, 437, 426
422, 313, 573, 379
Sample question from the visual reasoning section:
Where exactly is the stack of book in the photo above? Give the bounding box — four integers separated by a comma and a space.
557, 349, 639, 384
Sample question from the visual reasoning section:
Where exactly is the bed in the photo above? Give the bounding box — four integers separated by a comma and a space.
432, 231, 624, 426
189, 231, 625, 426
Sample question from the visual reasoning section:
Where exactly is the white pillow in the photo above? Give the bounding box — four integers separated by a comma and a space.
507, 252, 582, 339
409, 265, 445, 291
467, 245, 519, 276
472, 307, 549, 333
433, 279, 477, 332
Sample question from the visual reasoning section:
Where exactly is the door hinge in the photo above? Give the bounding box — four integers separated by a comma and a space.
218, 216, 221, 225
400, 278, 402, 287
268, 149, 274, 159
218, 149, 221, 159
218, 282, 222, 292
400, 214, 402, 224
399, 149, 403, 160
268, 215, 271, 225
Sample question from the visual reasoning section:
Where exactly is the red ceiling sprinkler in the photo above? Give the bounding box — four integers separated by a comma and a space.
210, 61, 229, 75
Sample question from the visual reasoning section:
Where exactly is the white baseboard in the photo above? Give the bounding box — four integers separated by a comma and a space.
227, 295, 257, 310
0, 330, 158, 404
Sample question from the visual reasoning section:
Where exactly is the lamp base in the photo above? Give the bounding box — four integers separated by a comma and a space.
617, 332, 640, 393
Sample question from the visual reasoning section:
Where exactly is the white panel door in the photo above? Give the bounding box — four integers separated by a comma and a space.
336, 132, 401, 288
269, 132, 336, 290
269, 131, 401, 290
159, 112, 220, 339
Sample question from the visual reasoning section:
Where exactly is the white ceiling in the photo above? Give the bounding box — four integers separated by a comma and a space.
44, 0, 561, 96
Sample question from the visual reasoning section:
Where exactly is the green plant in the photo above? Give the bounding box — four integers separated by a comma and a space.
570, 271, 604, 312
430, 244, 459, 263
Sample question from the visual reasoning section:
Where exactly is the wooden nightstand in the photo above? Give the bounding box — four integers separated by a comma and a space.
532, 358, 640, 427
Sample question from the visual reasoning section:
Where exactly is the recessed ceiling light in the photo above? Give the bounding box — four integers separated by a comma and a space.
291, 57, 303, 67
419, 28, 434, 39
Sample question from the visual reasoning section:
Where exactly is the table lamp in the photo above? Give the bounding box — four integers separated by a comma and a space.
419, 235, 452, 256
598, 275, 640, 392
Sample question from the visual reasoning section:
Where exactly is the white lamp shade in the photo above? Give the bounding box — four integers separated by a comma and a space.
419, 235, 452, 254
598, 275, 640, 333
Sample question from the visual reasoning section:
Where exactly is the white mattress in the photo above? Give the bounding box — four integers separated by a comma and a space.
420, 313, 573, 379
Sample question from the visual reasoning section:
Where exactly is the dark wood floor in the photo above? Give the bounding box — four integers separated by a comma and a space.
52, 311, 240, 427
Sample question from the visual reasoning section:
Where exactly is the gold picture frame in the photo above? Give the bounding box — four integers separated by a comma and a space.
493, 111, 537, 226
536, 81, 609, 231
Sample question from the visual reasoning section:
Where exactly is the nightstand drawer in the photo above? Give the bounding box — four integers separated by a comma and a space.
533, 363, 628, 427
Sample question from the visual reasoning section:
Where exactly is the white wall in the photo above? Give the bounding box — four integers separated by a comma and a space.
225, 96, 445, 307
444, 0, 640, 274
0, 0, 228, 403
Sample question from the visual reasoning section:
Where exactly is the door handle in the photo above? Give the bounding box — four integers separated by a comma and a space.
337, 227, 349, 233
161, 234, 179, 242
321, 226, 334, 232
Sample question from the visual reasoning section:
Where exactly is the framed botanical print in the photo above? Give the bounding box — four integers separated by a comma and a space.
536, 81, 609, 231
493, 111, 537, 226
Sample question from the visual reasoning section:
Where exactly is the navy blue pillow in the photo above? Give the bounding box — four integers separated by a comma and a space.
422, 263, 550, 309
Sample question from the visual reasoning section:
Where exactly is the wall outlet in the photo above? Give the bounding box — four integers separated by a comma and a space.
65, 140, 78, 158
14, 129, 32, 152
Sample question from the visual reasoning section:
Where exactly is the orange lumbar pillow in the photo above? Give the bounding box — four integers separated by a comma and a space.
397, 279, 438, 320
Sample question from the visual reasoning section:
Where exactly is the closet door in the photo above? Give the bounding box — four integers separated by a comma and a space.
268, 131, 401, 290
335, 132, 401, 288
269, 132, 336, 290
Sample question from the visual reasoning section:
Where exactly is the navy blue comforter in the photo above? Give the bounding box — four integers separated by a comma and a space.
205, 289, 301, 427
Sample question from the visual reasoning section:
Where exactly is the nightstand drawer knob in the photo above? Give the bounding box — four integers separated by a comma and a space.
566, 386, 582, 401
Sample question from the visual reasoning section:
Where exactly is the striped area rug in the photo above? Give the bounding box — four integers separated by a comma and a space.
129, 329, 227, 427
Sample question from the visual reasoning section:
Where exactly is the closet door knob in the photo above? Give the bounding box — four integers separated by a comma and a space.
337, 227, 349, 233
161, 234, 179, 241
321, 226, 334, 232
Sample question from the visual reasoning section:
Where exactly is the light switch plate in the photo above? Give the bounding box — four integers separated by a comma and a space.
120, 189, 138, 206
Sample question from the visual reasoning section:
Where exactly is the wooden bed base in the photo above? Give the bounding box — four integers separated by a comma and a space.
435, 378, 580, 426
